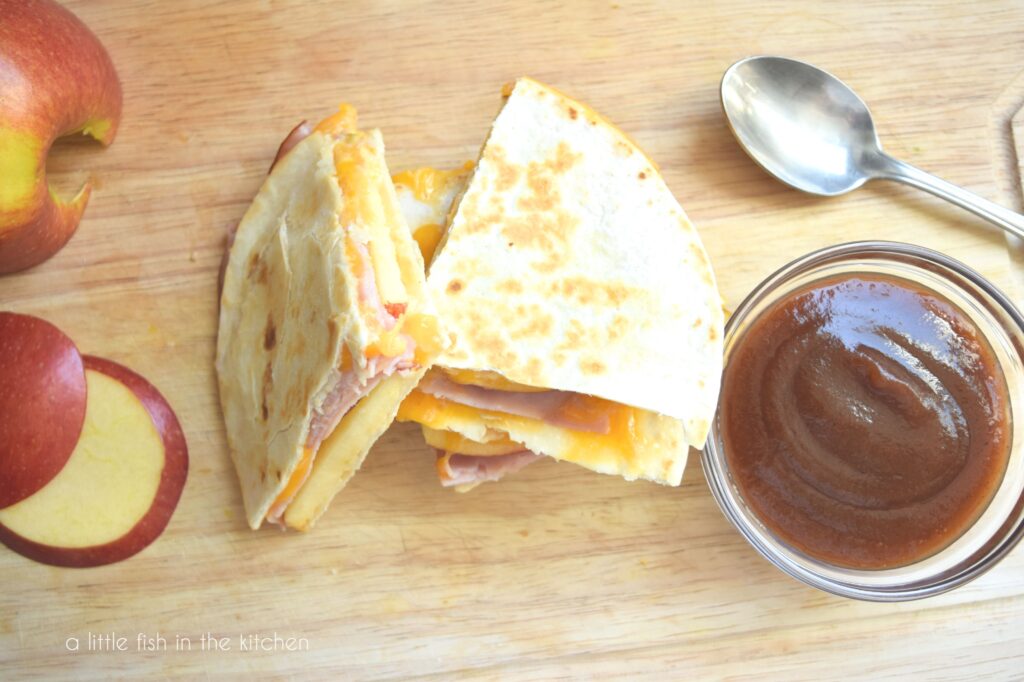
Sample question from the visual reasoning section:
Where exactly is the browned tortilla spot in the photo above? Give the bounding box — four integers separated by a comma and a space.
523, 357, 543, 383
291, 333, 306, 357
465, 309, 485, 328
689, 241, 708, 264
511, 308, 554, 340
249, 256, 269, 285
546, 141, 581, 174
264, 316, 277, 350
490, 146, 520, 192
554, 319, 586, 352
497, 279, 523, 294
326, 318, 339, 350
475, 329, 519, 369
519, 173, 556, 212
553, 276, 634, 307
464, 206, 505, 237
447, 279, 463, 294
260, 363, 273, 422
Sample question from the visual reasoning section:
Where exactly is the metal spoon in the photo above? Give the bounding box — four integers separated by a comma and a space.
720, 56, 1024, 240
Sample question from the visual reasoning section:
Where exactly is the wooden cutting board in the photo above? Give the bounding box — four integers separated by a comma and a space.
3, 1, 1024, 678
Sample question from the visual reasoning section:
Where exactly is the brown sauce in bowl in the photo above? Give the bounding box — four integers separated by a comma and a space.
721, 274, 1011, 569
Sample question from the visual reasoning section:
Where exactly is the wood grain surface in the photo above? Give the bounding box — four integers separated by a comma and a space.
2, 1, 1024, 679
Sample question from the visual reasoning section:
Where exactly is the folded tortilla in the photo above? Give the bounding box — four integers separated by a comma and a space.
395, 77, 724, 488
217, 107, 443, 530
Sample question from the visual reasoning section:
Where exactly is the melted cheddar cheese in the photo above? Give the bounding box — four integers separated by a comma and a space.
391, 162, 474, 203
335, 144, 407, 306
397, 390, 640, 471
412, 223, 444, 264
365, 313, 444, 365
442, 368, 549, 393
315, 104, 358, 135
405, 313, 445, 365
272, 447, 314, 511
328, 105, 445, 368
422, 426, 524, 455
391, 162, 473, 266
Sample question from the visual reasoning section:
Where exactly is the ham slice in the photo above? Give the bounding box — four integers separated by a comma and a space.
270, 120, 313, 172
271, 292, 414, 525
437, 450, 542, 488
417, 372, 611, 434
303, 235, 412, 451
351, 239, 401, 331
304, 372, 384, 452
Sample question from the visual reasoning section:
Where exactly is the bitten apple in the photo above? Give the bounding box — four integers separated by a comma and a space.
0, 311, 87, 508
0, 356, 188, 568
0, 0, 123, 274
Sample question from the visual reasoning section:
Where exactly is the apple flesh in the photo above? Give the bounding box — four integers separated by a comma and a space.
0, 312, 87, 508
0, 356, 188, 568
0, 0, 123, 274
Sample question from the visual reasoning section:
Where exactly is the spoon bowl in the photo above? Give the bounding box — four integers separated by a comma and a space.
721, 56, 882, 196
720, 56, 1024, 239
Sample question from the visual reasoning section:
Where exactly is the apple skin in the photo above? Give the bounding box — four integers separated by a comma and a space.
0, 311, 87, 508
0, 356, 188, 568
0, 0, 123, 274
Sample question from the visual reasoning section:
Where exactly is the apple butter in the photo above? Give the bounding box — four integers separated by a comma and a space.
721, 274, 1010, 569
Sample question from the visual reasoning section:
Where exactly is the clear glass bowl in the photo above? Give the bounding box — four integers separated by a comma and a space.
702, 241, 1024, 601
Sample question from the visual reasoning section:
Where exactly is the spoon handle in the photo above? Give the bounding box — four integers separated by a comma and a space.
871, 154, 1024, 241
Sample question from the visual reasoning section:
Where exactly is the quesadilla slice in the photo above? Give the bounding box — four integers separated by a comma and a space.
217, 106, 444, 530
394, 77, 724, 491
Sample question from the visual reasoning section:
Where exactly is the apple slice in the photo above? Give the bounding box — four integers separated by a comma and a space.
0, 356, 188, 568
0, 312, 87, 508
0, 0, 123, 273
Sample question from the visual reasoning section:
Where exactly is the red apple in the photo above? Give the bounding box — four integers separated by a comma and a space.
0, 0, 123, 274
0, 311, 87, 508
0, 356, 188, 568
